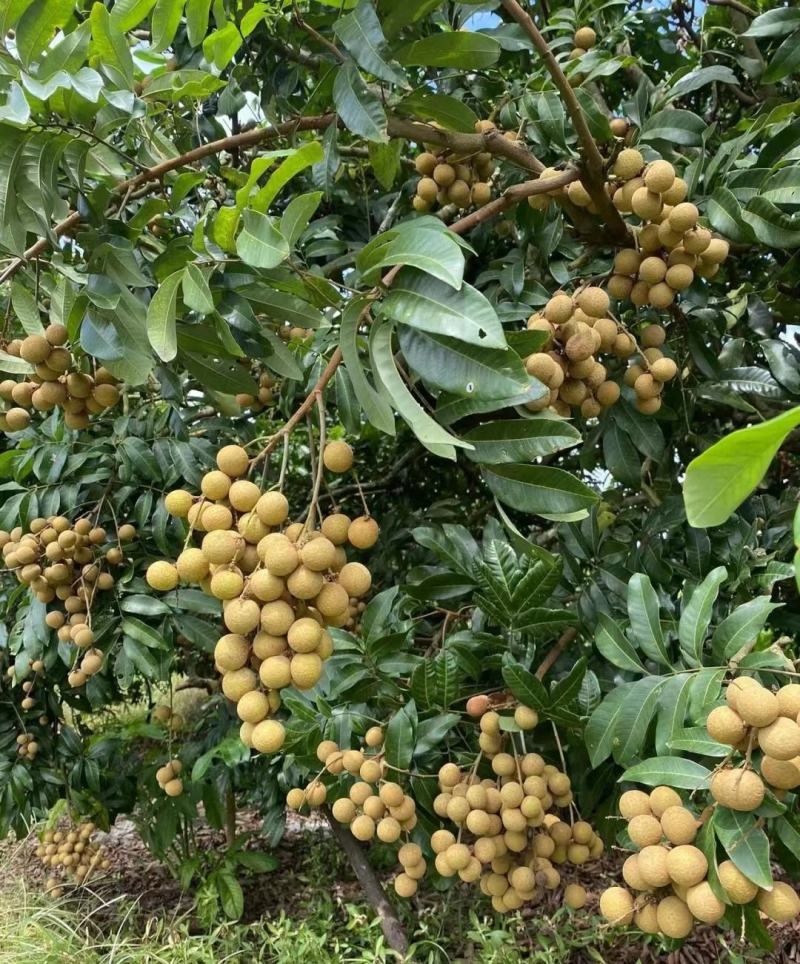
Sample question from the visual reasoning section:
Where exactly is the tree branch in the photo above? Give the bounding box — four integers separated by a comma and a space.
499, 0, 629, 242
535, 627, 579, 680
706, 0, 755, 16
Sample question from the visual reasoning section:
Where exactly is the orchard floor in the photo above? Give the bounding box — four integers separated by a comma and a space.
1, 810, 799, 963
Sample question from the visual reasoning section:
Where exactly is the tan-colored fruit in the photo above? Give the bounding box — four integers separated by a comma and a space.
649, 282, 675, 309
644, 160, 676, 194
472, 182, 491, 206
657, 895, 693, 939
237, 690, 269, 724
223, 597, 261, 635
725, 675, 760, 711
228, 480, 261, 512
415, 153, 437, 176
215, 634, 251, 672
622, 854, 647, 891
254, 491, 288, 526
638, 845, 671, 888
200, 470, 231, 501
758, 881, 800, 923
614, 149, 644, 181
761, 755, 800, 790
315, 581, 349, 618
319, 513, 350, 546
576, 286, 609, 319
758, 716, 800, 762
777, 684, 800, 719
146, 560, 178, 591
666, 845, 707, 887
710, 767, 765, 811
286, 565, 323, 600
291, 653, 322, 689
251, 719, 285, 753
164, 778, 183, 797
632, 902, 658, 934
660, 806, 698, 845
394, 873, 417, 898
221, 667, 257, 702
514, 705, 538, 730
323, 440, 353, 474
190, 502, 233, 532
260, 600, 295, 636
638, 256, 667, 285
668, 202, 699, 233
287, 617, 322, 654
686, 881, 725, 924
706, 705, 747, 745
718, 859, 758, 904
286, 788, 306, 810
631, 187, 662, 221
337, 561, 371, 598
574, 26, 596, 48
216, 445, 249, 478
600, 886, 634, 925
248, 570, 284, 603
563, 883, 587, 911
736, 683, 779, 727
650, 357, 678, 383
619, 789, 652, 820
543, 293, 573, 325
348, 516, 379, 549
665, 264, 694, 291
628, 814, 663, 848
210, 568, 244, 600
649, 786, 682, 817
351, 814, 375, 841
299, 537, 337, 573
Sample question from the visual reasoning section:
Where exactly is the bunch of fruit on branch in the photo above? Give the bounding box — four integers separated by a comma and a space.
569, 25, 597, 60
412, 120, 503, 213
0, 515, 136, 691
235, 370, 278, 413
151, 702, 184, 732
146, 440, 377, 756
524, 287, 677, 417
0, 324, 121, 433
601, 781, 800, 937
35, 818, 110, 897
156, 757, 185, 797
707, 676, 800, 807
291, 699, 600, 915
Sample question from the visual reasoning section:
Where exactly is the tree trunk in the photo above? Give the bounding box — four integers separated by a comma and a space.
325, 808, 409, 958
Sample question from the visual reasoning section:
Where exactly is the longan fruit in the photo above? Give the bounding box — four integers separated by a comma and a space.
576, 286, 609, 319
216, 445, 249, 478
668, 202, 699, 233
146, 560, 178, 591
613, 149, 644, 181
322, 440, 353, 474
638, 256, 667, 285
348, 516, 379, 550
251, 719, 285, 753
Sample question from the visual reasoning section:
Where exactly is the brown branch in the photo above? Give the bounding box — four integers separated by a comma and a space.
706, 0, 755, 16
325, 808, 409, 956
535, 627, 579, 681
499, 0, 629, 242
292, 5, 346, 62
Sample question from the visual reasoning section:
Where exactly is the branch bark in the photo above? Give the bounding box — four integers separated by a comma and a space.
535, 627, 579, 680
499, 0, 629, 242
325, 808, 409, 957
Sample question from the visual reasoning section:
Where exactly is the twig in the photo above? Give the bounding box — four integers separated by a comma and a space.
304, 395, 326, 531
535, 627, 579, 680
706, 0, 755, 16
292, 5, 346, 62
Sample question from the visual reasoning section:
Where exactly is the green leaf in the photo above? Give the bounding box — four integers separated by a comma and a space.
382, 269, 505, 348
396, 92, 478, 133
743, 196, 800, 248
181, 352, 258, 396
151, 0, 186, 52
762, 33, 800, 84
603, 423, 641, 488
711, 596, 782, 662
679, 566, 727, 666
10, 282, 44, 335
627, 573, 670, 668
436, 382, 548, 425
339, 299, 396, 436
641, 109, 706, 147
584, 685, 629, 767
185, 0, 211, 46
398, 328, 528, 399
667, 66, 739, 101
280, 191, 323, 248
683, 406, 800, 527
333, 2, 408, 86
371, 319, 466, 459
667, 727, 731, 757
620, 757, 711, 790
182, 264, 214, 315
369, 228, 465, 289
384, 701, 417, 769
16, 0, 74, 68
615, 677, 669, 765
463, 416, 580, 464
146, 270, 182, 362
482, 463, 599, 522
0, 350, 34, 375
501, 658, 550, 714
333, 62, 388, 142
235, 211, 290, 269
595, 612, 647, 673
396, 31, 500, 68
254, 142, 324, 212
707, 186, 753, 245
413, 713, 460, 755
714, 810, 772, 890
745, 8, 800, 37
655, 673, 695, 756
216, 871, 244, 921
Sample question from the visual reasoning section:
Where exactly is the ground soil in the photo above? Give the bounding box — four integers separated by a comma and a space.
2, 809, 800, 962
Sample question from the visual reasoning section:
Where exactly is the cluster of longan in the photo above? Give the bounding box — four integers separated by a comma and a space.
412, 120, 501, 213
145, 442, 378, 756
706, 678, 800, 811
420, 747, 601, 913
278, 323, 314, 342
619, 323, 678, 415
151, 703, 184, 731
287, 728, 384, 815
568, 25, 597, 60
35, 820, 110, 897
156, 758, 184, 797
0, 326, 121, 433
605, 151, 730, 308
15, 730, 40, 760
525, 287, 648, 417
235, 371, 278, 413
601, 783, 800, 937
0, 517, 136, 689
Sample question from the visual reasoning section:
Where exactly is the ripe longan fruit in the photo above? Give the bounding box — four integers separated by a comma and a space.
710, 766, 765, 811
725, 675, 760, 711
146, 560, 178, 591
287, 617, 322, 654
433, 163, 456, 187
649, 786, 681, 818
323, 440, 353, 474
638, 256, 667, 285
657, 895, 693, 939
628, 814, 662, 848
758, 717, 800, 761
543, 293, 574, 325
200, 469, 231, 501
631, 188, 662, 221
222, 667, 257, 702
613, 149, 643, 181
190, 502, 233, 532
249, 570, 284, 603
736, 683, 779, 727
320, 513, 351, 546
224, 597, 262, 635
687, 881, 725, 924
215, 634, 251, 672
600, 886, 634, 925
237, 690, 270, 724
260, 600, 295, 636
718, 859, 758, 904
650, 358, 678, 383
337, 562, 371, 598
348, 516, 379, 550
202, 530, 241, 565
576, 286, 609, 319
415, 152, 437, 176
644, 160, 675, 194
255, 491, 289, 526
761, 755, 800, 790
757, 882, 800, 923
291, 652, 323, 689
665, 263, 694, 291
660, 806, 698, 845
668, 202, 699, 233
619, 789, 651, 820
777, 684, 800, 719
251, 719, 285, 753
666, 845, 707, 887
259, 533, 299, 576
287, 565, 324, 600
210, 568, 244, 600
